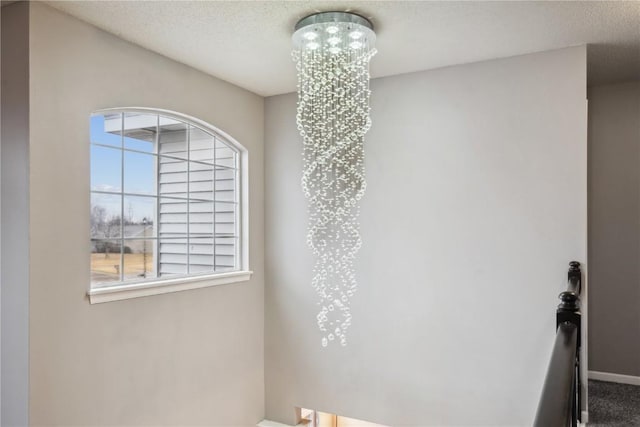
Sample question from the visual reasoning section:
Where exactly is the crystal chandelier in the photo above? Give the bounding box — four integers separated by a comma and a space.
292, 12, 376, 347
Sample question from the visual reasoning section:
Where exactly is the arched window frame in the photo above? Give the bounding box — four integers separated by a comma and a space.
88, 107, 251, 303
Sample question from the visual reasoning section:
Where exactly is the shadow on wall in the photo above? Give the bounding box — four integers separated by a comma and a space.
587, 43, 640, 84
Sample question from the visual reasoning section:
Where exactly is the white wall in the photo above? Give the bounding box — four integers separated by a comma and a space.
28, 3, 264, 425
588, 81, 640, 377
265, 46, 587, 426
1, 2, 30, 425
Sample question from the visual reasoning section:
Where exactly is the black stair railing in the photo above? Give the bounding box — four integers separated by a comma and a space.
533, 261, 582, 427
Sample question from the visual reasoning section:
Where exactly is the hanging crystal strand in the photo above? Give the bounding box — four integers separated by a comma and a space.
293, 15, 376, 347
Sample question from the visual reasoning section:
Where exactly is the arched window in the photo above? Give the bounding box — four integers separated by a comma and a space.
89, 108, 250, 303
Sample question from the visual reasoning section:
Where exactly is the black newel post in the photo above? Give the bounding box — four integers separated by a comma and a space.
557, 261, 582, 427
534, 261, 584, 427
558, 261, 581, 342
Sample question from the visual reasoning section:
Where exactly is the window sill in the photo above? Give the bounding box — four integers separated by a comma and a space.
88, 270, 253, 304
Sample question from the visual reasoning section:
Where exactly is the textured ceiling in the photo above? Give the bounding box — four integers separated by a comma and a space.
46, 1, 640, 96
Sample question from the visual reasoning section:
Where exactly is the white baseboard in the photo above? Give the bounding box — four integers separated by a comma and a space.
589, 370, 640, 386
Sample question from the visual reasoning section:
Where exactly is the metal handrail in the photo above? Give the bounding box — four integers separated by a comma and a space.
533, 261, 582, 427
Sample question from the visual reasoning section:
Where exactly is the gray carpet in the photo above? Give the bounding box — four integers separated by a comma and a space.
589, 380, 640, 426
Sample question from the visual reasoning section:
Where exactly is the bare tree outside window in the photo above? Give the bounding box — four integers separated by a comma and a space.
91, 205, 122, 259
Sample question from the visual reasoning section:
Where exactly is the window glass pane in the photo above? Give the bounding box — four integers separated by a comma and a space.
215, 237, 237, 271
158, 223, 187, 237
215, 140, 236, 168
159, 158, 187, 184
91, 114, 122, 147
158, 198, 188, 238
215, 202, 236, 237
124, 151, 155, 195
159, 238, 187, 276
189, 162, 215, 200
123, 113, 157, 152
190, 200, 214, 216
91, 145, 121, 192
189, 236, 215, 274
123, 195, 156, 238
215, 167, 236, 202
91, 193, 121, 239
159, 118, 188, 159
90, 110, 243, 289
91, 240, 122, 286
189, 126, 215, 164
123, 239, 156, 281
190, 201, 214, 236
159, 157, 188, 199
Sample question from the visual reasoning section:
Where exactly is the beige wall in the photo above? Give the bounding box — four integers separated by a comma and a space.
588, 81, 640, 377
265, 46, 587, 426
28, 3, 264, 425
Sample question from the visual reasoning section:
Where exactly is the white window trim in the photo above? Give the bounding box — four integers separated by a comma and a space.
88, 107, 251, 303
88, 270, 253, 304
